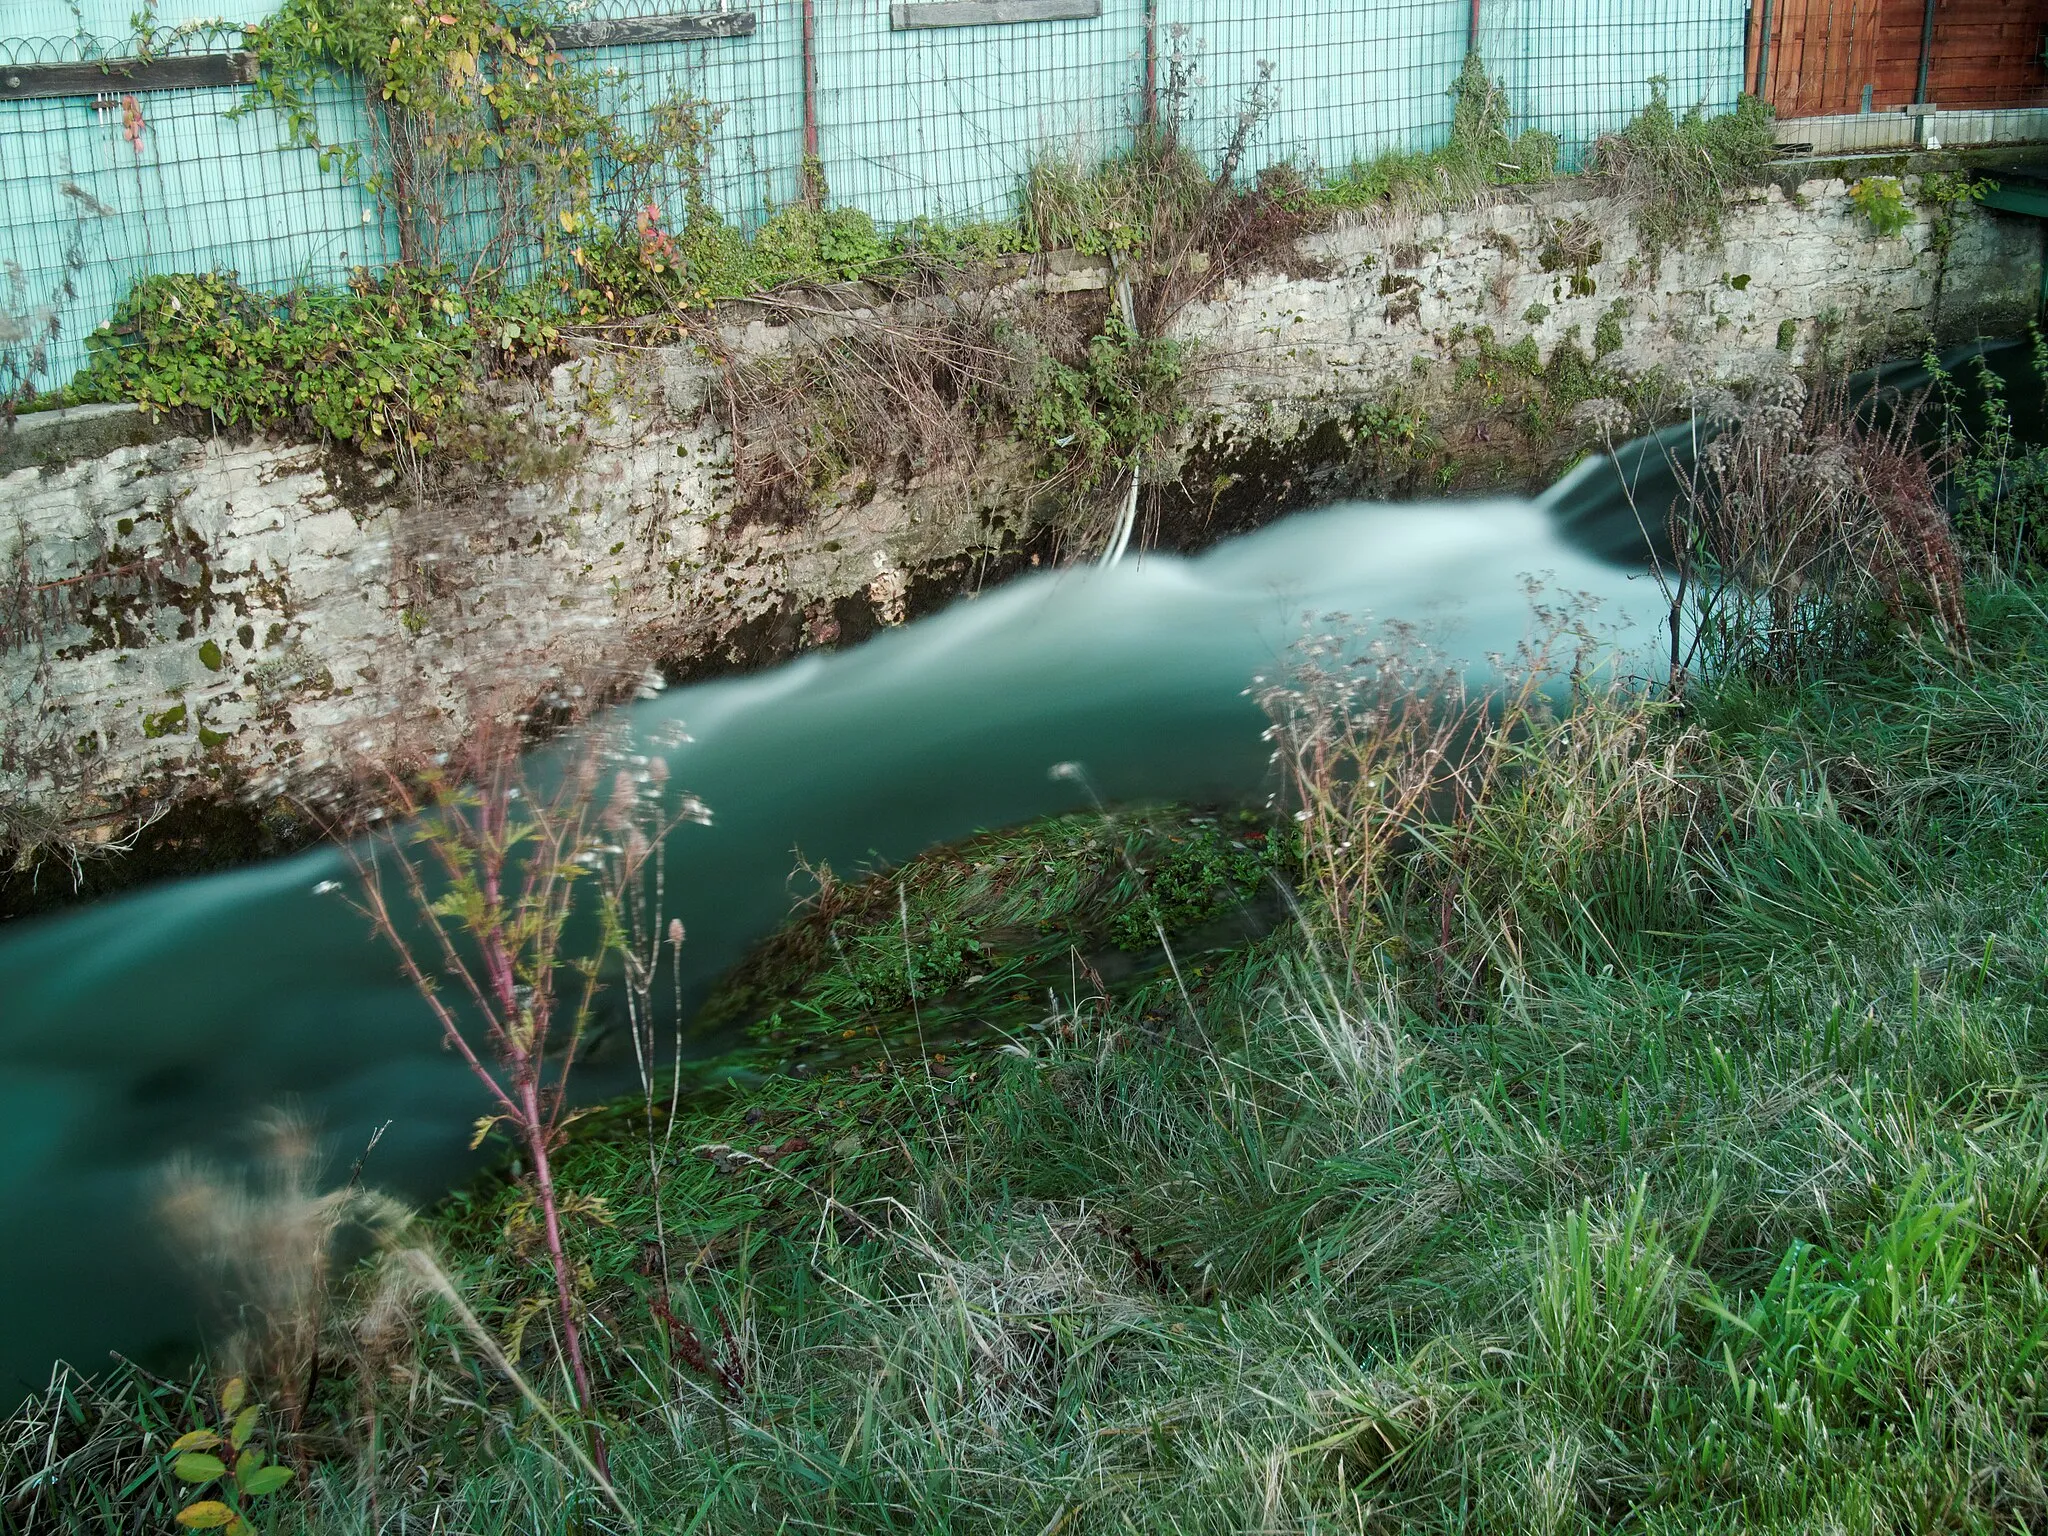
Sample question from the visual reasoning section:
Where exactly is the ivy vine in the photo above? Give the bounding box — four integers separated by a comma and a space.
242, 0, 716, 278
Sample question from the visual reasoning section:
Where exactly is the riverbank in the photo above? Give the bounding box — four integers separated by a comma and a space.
12, 563, 2048, 1532
5, 144, 2039, 904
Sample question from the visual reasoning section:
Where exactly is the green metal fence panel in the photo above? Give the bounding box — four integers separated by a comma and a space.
0, 27, 387, 390
1483, 0, 1751, 166
11, 1, 247, 32
813, 0, 1148, 225
2, 0, 1756, 403
562, 0, 810, 230
1168, 0, 1470, 182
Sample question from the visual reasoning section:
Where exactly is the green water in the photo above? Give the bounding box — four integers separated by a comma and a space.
0, 405, 1847, 1397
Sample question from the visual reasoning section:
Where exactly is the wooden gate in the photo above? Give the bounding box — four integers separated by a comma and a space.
1751, 0, 2048, 116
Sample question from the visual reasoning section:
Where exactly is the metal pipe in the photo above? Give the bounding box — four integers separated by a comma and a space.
1915, 0, 1936, 106
1753, 0, 1774, 100
1468, 0, 1480, 56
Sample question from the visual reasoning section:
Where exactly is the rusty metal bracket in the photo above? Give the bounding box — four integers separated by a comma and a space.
891, 1, 1100, 30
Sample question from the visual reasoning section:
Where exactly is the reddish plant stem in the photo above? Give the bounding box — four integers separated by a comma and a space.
520, 1082, 606, 1475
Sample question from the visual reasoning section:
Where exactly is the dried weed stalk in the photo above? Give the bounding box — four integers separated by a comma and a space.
1676, 372, 1968, 684
1256, 596, 1649, 965
714, 287, 1019, 528
156, 1113, 416, 1435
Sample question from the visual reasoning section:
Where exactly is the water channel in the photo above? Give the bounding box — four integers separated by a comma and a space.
0, 346, 2026, 1398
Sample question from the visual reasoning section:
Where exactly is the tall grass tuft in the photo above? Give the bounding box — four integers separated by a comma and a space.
156, 1113, 416, 1436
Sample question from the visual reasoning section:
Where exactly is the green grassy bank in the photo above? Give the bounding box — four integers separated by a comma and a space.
15, 573, 2048, 1534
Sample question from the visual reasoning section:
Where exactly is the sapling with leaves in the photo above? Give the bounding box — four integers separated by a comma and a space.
168, 1376, 293, 1534
350, 709, 704, 1476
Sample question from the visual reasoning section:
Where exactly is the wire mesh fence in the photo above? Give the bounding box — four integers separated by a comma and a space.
0, 0, 2009, 399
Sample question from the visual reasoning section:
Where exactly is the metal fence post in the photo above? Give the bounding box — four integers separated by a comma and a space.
1467, 0, 1480, 57
1142, 0, 1158, 128
801, 0, 821, 203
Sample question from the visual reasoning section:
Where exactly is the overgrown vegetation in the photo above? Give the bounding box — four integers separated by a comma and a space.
243, 0, 718, 278
77, 270, 517, 451
1939, 332, 2048, 579
1446, 322, 1667, 446
38, 44, 1772, 498
1667, 369, 1969, 686
19, 579, 2048, 1532
1587, 80, 1778, 271
1315, 51, 1558, 211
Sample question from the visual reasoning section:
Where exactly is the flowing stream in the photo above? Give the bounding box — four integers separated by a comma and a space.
0, 346, 2022, 1399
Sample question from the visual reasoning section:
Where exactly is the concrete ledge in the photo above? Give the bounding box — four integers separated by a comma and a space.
0, 403, 168, 476
1780, 109, 2048, 158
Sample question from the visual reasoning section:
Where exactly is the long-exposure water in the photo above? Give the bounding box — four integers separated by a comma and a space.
0, 343, 2026, 1399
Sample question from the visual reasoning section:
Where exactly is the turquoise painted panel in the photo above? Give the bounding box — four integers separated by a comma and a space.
8, 1, 261, 33
1168, 0, 1469, 181
3, 1, 1752, 397
559, 0, 809, 229
0, 57, 387, 387
1481, 0, 1749, 165
813, 0, 1149, 225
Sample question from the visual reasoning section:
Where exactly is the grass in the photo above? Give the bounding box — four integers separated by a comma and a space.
12, 573, 2048, 1532
1587, 83, 1780, 271
1315, 52, 1559, 212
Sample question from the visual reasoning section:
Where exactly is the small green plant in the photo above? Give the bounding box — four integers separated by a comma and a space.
1850, 176, 1913, 238
1593, 299, 1631, 359
167, 1376, 293, 1534
79, 270, 492, 449
1103, 813, 1276, 952
1015, 312, 1191, 493
1920, 171, 1993, 265
1935, 330, 2048, 574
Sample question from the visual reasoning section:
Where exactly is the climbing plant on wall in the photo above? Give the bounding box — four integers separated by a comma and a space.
244, 0, 716, 284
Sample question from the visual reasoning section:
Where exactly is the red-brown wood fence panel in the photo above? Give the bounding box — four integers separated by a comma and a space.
1752, 0, 2048, 116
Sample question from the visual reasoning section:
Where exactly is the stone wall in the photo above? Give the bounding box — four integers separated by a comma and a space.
1183, 169, 2037, 449
2, 168, 2039, 854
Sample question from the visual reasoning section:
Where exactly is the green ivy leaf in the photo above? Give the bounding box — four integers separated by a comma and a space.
239, 1464, 295, 1497
173, 1453, 228, 1483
